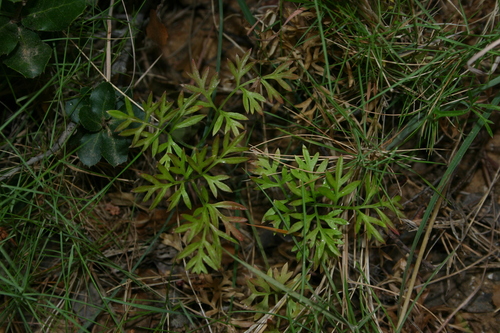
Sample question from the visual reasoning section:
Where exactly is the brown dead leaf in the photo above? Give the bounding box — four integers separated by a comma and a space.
146, 9, 168, 47
160, 233, 183, 252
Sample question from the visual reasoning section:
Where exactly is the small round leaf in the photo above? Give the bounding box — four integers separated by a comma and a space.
90, 82, 116, 118
0, 16, 19, 56
79, 105, 102, 131
65, 97, 90, 123
78, 132, 102, 166
100, 133, 129, 166
22, 0, 86, 31
3, 27, 51, 78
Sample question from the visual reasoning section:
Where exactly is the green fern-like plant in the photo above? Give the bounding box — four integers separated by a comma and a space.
109, 49, 401, 273
243, 263, 309, 320
108, 50, 298, 273
252, 146, 403, 269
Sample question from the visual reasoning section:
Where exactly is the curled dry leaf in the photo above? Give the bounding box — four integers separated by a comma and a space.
160, 233, 183, 252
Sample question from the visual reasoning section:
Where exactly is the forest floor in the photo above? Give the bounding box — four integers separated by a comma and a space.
1, 0, 500, 332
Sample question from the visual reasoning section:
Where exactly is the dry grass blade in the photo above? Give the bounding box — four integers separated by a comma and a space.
467, 37, 500, 76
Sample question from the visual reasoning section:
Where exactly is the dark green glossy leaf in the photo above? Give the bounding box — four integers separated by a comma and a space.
65, 97, 90, 123
79, 105, 102, 131
78, 132, 102, 166
3, 27, 51, 78
22, 0, 86, 31
90, 82, 116, 118
100, 131, 129, 166
0, 16, 19, 56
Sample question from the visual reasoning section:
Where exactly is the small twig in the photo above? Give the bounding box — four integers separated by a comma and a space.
105, 0, 114, 80
0, 122, 77, 182
467, 37, 500, 76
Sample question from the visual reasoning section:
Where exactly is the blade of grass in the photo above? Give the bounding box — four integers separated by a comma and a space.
236, 0, 256, 26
